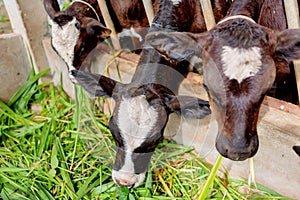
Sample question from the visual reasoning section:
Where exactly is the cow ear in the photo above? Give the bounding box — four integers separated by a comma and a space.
53, 14, 74, 26
44, 0, 61, 19
71, 70, 120, 97
145, 31, 209, 63
275, 29, 300, 61
165, 95, 211, 119
86, 19, 112, 39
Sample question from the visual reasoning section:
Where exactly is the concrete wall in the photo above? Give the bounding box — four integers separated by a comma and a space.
3, 0, 51, 81
0, 33, 31, 102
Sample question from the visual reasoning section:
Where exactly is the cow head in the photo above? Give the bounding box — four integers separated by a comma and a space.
44, 0, 111, 72
146, 18, 300, 161
71, 69, 211, 187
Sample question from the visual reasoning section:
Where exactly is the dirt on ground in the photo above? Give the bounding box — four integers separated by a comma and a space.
0, 0, 12, 34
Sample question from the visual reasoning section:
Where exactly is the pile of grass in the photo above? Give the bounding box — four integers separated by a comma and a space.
0, 68, 290, 199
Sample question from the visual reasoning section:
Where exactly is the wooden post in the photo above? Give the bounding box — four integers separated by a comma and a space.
142, 0, 155, 25
97, 0, 121, 50
283, 0, 300, 105
199, 0, 216, 30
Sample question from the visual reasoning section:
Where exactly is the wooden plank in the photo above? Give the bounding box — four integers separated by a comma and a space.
199, 0, 216, 30
142, 0, 155, 25
263, 96, 300, 116
97, 0, 121, 50
283, 0, 300, 105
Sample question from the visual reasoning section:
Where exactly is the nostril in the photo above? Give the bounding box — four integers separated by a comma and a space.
115, 179, 135, 188
119, 179, 129, 186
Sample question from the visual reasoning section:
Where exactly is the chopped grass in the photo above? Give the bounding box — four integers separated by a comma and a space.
0, 68, 292, 199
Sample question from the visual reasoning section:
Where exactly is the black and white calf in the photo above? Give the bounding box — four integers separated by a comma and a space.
71, 60, 211, 188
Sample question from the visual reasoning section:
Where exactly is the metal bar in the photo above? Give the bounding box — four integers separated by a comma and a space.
283, 0, 300, 104
97, 0, 121, 50
142, 0, 155, 26
199, 0, 216, 30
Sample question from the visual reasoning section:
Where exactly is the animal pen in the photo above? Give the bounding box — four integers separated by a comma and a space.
0, 0, 300, 199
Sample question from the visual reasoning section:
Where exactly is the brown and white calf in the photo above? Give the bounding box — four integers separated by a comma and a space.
44, 0, 158, 73
147, 0, 300, 161
71, 0, 233, 188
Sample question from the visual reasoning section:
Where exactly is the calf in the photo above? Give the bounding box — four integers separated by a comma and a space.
44, 0, 156, 73
71, 0, 232, 188
147, 0, 300, 161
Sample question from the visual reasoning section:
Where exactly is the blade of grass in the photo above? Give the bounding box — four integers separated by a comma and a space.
198, 155, 224, 200
7, 68, 50, 106
76, 170, 99, 199
158, 173, 174, 198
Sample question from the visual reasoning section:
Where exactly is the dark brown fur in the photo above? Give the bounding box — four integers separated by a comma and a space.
146, 0, 300, 161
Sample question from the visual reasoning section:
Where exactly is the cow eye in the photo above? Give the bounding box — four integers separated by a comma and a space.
151, 103, 162, 111
75, 21, 80, 30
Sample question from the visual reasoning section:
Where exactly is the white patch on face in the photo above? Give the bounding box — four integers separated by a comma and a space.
113, 95, 159, 187
170, 0, 182, 6
51, 17, 80, 73
221, 46, 262, 83
117, 95, 159, 151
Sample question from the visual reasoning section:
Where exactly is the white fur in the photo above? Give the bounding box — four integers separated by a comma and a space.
112, 168, 145, 188
221, 46, 262, 83
117, 95, 158, 151
113, 95, 158, 187
170, 0, 182, 6
118, 27, 143, 42
51, 17, 80, 73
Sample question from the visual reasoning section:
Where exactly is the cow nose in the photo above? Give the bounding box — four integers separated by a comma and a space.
112, 170, 145, 188
215, 133, 259, 161
114, 178, 135, 188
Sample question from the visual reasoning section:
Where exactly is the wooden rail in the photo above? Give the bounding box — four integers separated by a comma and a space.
283, 0, 300, 105
142, 0, 155, 26
199, 0, 216, 30
97, 0, 121, 50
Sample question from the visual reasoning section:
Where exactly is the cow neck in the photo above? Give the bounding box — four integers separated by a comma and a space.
72, 0, 100, 22
217, 15, 256, 25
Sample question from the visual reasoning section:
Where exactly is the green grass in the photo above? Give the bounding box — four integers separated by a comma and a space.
0, 68, 292, 199
0, 14, 9, 22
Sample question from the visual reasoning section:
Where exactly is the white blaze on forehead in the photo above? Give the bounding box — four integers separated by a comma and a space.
171, 0, 182, 6
221, 46, 262, 83
114, 95, 158, 186
51, 17, 80, 72
117, 95, 159, 151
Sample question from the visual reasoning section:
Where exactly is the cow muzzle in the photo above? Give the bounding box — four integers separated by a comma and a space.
215, 132, 259, 161
112, 170, 145, 188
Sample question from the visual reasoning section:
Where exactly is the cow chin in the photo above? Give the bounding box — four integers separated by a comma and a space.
112, 170, 145, 188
